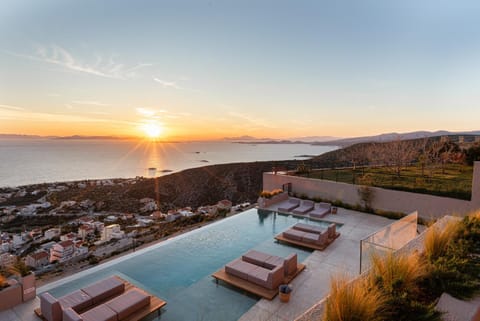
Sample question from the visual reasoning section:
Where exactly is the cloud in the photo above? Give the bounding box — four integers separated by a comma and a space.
136, 108, 157, 116
0, 106, 135, 126
72, 100, 110, 106
227, 111, 275, 129
88, 111, 111, 115
5, 45, 151, 80
0, 104, 25, 111
153, 77, 182, 89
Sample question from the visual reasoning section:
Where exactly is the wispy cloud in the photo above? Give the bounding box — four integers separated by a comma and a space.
72, 100, 110, 106
153, 77, 182, 89
0, 106, 135, 126
136, 108, 157, 117
0, 104, 26, 111
88, 111, 111, 115
135, 107, 190, 121
6, 45, 151, 80
227, 111, 275, 129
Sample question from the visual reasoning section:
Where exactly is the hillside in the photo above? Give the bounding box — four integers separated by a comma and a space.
49, 160, 303, 212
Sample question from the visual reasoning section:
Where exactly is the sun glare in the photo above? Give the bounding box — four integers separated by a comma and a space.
142, 123, 163, 139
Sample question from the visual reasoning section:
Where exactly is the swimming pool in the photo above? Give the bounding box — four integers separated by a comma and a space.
41, 209, 341, 321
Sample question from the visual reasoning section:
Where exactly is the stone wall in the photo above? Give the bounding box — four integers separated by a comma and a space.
263, 162, 480, 220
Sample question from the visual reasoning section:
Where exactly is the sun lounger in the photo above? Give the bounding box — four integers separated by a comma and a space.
292, 200, 314, 215
309, 202, 331, 218
277, 198, 301, 212
292, 222, 325, 234
276, 222, 339, 250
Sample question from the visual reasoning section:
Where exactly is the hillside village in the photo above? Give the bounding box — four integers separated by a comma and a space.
0, 177, 250, 280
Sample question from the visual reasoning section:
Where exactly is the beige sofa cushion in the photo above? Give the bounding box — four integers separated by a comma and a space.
105, 289, 150, 320
82, 304, 117, 321
58, 290, 93, 312
81, 276, 124, 304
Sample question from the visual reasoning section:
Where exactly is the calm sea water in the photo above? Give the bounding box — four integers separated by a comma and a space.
0, 139, 336, 187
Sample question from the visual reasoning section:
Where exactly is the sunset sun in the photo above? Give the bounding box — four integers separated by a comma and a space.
142, 122, 163, 139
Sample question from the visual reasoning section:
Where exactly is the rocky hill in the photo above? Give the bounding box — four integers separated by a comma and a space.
50, 160, 304, 212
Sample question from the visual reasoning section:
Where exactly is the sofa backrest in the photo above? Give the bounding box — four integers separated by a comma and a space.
267, 265, 285, 290
303, 200, 314, 206
283, 253, 298, 276
40, 292, 63, 321
327, 224, 336, 238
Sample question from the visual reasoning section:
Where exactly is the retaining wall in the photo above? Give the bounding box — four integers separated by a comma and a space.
263, 162, 480, 220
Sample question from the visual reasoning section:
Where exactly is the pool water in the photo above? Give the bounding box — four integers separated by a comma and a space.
43, 209, 340, 321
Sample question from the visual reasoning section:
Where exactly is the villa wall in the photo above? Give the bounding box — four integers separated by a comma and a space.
263, 162, 480, 220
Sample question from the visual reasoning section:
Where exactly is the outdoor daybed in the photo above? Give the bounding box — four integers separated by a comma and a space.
309, 202, 331, 219
277, 198, 300, 212
292, 200, 314, 215
36, 276, 166, 321
275, 222, 340, 251
212, 250, 305, 299
62, 289, 150, 321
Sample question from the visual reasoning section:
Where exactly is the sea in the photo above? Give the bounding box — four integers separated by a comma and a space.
0, 139, 337, 188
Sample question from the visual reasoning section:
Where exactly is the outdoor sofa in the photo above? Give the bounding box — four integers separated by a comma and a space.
277, 198, 300, 212
279, 222, 338, 249
309, 202, 331, 218
292, 200, 315, 215
39, 276, 125, 321
62, 288, 151, 321
224, 250, 298, 290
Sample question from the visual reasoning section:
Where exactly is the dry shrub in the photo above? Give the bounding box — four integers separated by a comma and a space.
0, 274, 7, 290
369, 252, 426, 296
424, 218, 461, 261
324, 274, 385, 321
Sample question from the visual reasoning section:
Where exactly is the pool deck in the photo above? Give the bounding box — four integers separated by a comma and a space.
238, 207, 395, 321
0, 207, 395, 321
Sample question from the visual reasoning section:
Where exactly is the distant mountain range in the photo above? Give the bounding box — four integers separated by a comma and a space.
318, 130, 480, 146
2, 130, 480, 145
0, 134, 131, 140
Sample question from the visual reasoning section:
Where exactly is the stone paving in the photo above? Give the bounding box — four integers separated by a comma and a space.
238, 207, 395, 321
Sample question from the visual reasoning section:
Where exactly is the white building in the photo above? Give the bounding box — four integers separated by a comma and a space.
101, 224, 125, 241
0, 253, 16, 267
0, 241, 11, 253
50, 240, 74, 263
78, 225, 95, 239
44, 228, 61, 240
60, 232, 77, 241
12, 234, 25, 249
26, 251, 49, 269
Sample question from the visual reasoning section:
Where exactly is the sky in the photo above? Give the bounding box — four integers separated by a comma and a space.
1, 0, 480, 140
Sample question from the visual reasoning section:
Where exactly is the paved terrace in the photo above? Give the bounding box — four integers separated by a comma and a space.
239, 207, 395, 321
0, 207, 395, 321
